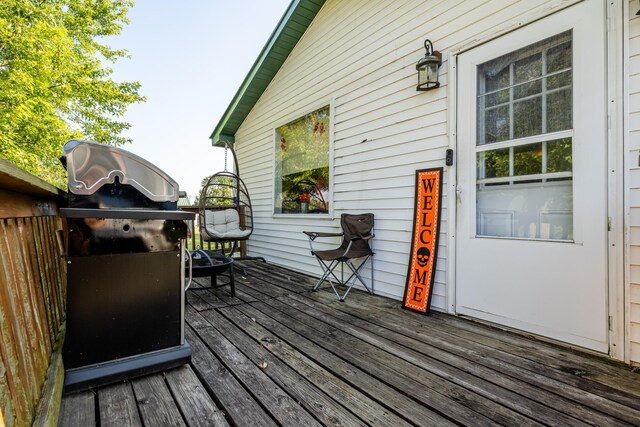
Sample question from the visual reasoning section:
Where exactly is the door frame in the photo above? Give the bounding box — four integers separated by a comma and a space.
445, 0, 625, 361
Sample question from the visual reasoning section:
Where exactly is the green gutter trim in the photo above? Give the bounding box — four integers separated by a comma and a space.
215, 133, 236, 145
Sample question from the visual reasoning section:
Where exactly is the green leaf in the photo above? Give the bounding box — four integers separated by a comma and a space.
0, 0, 144, 186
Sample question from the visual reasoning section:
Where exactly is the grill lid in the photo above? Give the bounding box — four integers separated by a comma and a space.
62, 140, 179, 202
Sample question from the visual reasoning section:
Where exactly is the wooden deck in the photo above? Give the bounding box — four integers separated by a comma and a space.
59, 261, 640, 426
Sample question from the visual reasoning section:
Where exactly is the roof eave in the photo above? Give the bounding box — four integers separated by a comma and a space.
211, 133, 235, 147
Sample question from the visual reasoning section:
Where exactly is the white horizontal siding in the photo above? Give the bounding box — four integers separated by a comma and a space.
628, 0, 640, 364
233, 0, 588, 309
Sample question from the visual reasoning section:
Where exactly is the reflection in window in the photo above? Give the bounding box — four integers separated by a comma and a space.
475, 32, 573, 241
477, 138, 572, 184
274, 106, 330, 214
477, 31, 572, 144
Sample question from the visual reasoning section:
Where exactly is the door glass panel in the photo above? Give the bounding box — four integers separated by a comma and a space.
513, 143, 542, 176
484, 106, 510, 143
478, 148, 510, 180
513, 97, 542, 138
546, 138, 572, 173
546, 88, 572, 132
476, 31, 573, 241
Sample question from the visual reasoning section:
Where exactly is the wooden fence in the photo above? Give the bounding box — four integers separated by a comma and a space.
0, 160, 66, 427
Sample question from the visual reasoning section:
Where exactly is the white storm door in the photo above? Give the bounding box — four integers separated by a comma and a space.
455, 0, 608, 352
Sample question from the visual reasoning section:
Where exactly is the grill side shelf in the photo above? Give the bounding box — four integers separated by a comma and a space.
61, 208, 195, 220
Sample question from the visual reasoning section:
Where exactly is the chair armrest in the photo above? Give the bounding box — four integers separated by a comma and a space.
303, 231, 343, 239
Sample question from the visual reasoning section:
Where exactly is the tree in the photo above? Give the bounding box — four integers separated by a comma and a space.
0, 0, 145, 187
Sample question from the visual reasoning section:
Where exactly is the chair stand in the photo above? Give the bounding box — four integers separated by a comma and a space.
312, 257, 374, 302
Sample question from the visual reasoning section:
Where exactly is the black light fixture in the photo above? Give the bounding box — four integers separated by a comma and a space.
416, 39, 442, 91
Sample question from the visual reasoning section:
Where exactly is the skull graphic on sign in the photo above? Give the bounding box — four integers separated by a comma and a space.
416, 246, 430, 267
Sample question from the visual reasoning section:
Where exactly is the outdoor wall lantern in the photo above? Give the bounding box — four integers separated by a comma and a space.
416, 39, 442, 91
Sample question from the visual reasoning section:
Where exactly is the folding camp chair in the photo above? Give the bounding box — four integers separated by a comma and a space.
303, 213, 374, 301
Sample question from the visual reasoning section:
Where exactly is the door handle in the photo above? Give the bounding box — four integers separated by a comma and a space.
456, 185, 463, 203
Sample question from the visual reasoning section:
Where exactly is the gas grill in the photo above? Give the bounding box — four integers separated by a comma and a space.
60, 140, 195, 392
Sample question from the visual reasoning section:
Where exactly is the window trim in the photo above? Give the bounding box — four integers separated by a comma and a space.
271, 98, 335, 219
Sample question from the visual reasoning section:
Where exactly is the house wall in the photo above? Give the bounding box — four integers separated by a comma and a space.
235, 0, 583, 303
233, 0, 639, 364
628, 0, 640, 364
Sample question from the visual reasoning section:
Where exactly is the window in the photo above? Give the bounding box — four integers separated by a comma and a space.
475, 31, 573, 240
274, 105, 330, 214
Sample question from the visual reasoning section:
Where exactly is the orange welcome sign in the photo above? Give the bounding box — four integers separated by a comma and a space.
403, 168, 443, 314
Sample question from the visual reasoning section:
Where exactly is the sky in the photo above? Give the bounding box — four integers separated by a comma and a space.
107, 0, 292, 202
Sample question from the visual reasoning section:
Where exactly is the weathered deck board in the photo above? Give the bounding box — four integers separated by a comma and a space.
187, 306, 321, 427
308, 278, 640, 403
284, 292, 629, 426
430, 309, 640, 395
253, 297, 551, 427
199, 308, 365, 427
131, 374, 187, 426
59, 260, 640, 427
186, 325, 274, 427
58, 391, 95, 427
97, 382, 142, 427
260, 296, 540, 427
233, 302, 457, 426
296, 290, 640, 423
216, 305, 413, 427
164, 365, 229, 427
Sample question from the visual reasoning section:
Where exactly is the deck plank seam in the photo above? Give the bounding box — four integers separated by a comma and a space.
187, 308, 320, 426
281, 292, 638, 426
203, 307, 369, 427
256, 295, 543, 427
215, 304, 415, 427
183, 358, 232, 425
233, 299, 459, 426
185, 323, 275, 427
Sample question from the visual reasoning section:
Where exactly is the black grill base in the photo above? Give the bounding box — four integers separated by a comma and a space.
63, 343, 191, 393
64, 251, 184, 369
